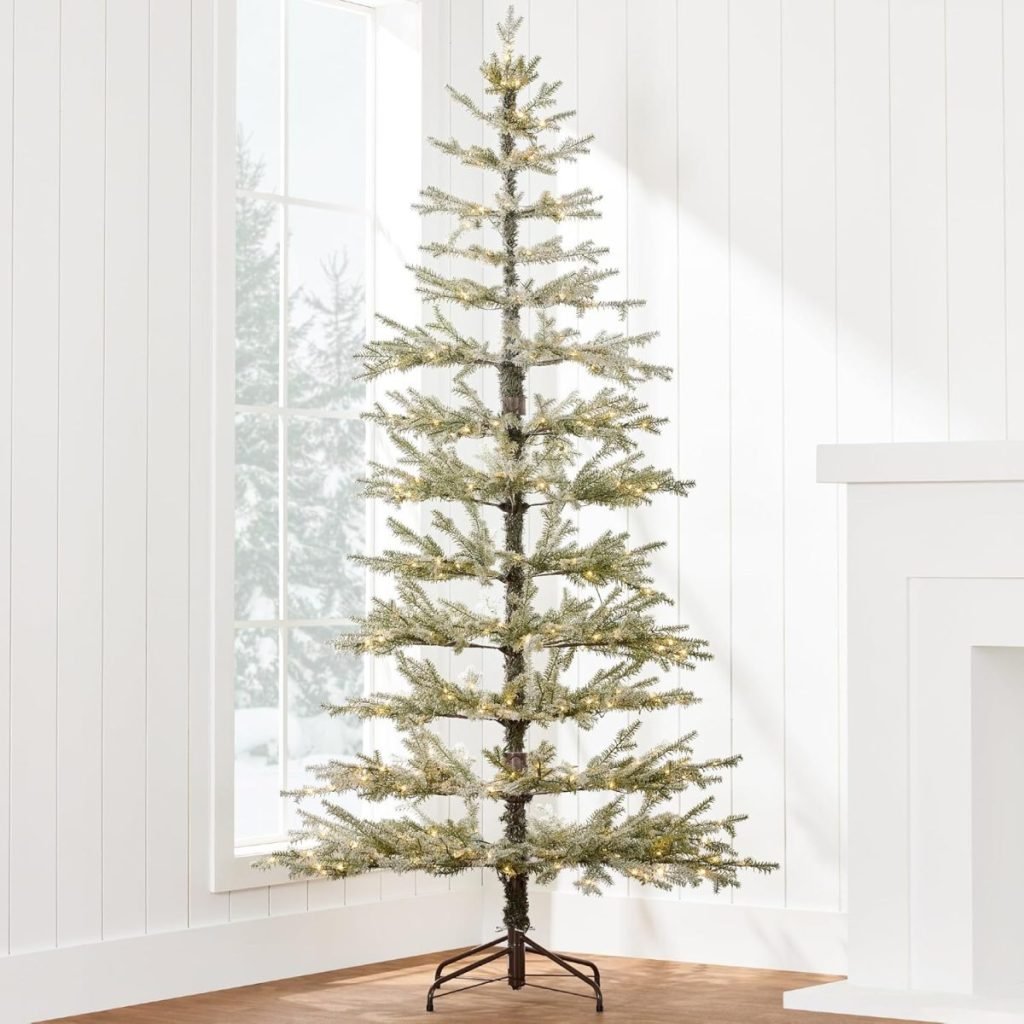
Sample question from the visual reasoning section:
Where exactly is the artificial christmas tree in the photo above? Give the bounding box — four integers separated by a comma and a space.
265, 8, 774, 1011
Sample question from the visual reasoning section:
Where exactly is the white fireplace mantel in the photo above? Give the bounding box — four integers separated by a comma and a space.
785, 442, 1024, 1024
817, 439, 1024, 483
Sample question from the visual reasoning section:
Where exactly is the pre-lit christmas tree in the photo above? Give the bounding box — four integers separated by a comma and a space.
266, 9, 774, 1011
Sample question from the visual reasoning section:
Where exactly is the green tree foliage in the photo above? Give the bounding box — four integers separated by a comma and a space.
266, 9, 774, 925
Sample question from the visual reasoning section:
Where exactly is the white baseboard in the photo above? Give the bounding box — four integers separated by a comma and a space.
1, 884, 847, 1023
0, 889, 481, 1024
784, 979, 1024, 1024
484, 883, 847, 975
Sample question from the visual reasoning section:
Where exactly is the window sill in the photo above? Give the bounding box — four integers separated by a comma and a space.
212, 844, 295, 892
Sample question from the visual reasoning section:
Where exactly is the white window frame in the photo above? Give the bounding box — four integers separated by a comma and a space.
210, 0, 422, 893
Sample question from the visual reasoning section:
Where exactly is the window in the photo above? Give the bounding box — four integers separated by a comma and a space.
210, 0, 418, 892
232, 0, 373, 850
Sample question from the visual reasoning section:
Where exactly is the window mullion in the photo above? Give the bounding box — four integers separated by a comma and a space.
236, 618, 358, 630
236, 186, 366, 218
233, 403, 365, 422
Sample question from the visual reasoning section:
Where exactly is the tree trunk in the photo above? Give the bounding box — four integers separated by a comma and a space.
497, 91, 531, 938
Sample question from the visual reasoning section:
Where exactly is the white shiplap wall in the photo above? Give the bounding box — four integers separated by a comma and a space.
0, 3, 485, 1021
433, 0, 1023, 920
2, 0, 227, 954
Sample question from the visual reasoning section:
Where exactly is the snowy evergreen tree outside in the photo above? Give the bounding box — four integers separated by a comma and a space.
234, 130, 365, 840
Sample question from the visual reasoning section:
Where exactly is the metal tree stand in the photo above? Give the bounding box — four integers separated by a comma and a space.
424, 68, 605, 1020
425, 926, 604, 1013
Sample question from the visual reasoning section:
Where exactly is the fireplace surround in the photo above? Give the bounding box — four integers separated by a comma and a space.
785, 441, 1024, 1023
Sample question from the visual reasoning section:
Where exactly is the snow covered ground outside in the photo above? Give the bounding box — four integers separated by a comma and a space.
235, 706, 361, 840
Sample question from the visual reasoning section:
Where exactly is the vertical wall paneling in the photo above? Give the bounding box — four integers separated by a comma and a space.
437, 0, 482, 898
890, 0, 947, 441
269, 882, 308, 917
435, 0, 469, 878
342, 0, 423, 912
516, 0, 544, 787
187, 0, 230, 932
576, 0, 629, 900
340, 872, 379, 908
676, 0, 732, 905
103, 0, 150, 940
418, 0, 485, 904
147, 0, 191, 936
228, 886, 270, 923
450, 0, 494, 891
56, 0, 105, 948
385, 0, 440, 904
835, 0, 891, 442
834, 0, 890, 911
447, 0, 490, 899
626, 0, 678, 900
0, 0, 14, 958
304, 877, 344, 915
946, 0, 1006, 440
526, 0, 579, 897
1007, 0, 1024, 440
833, 0, 893, 913
9, 0, 60, 954
728, 0, 785, 907
781, 0, 839, 911
518, 7, 552, 879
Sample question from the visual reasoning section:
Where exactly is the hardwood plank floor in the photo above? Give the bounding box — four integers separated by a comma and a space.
43, 949, 934, 1023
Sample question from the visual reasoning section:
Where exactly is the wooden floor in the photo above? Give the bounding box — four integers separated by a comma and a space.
45, 949, 933, 1024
